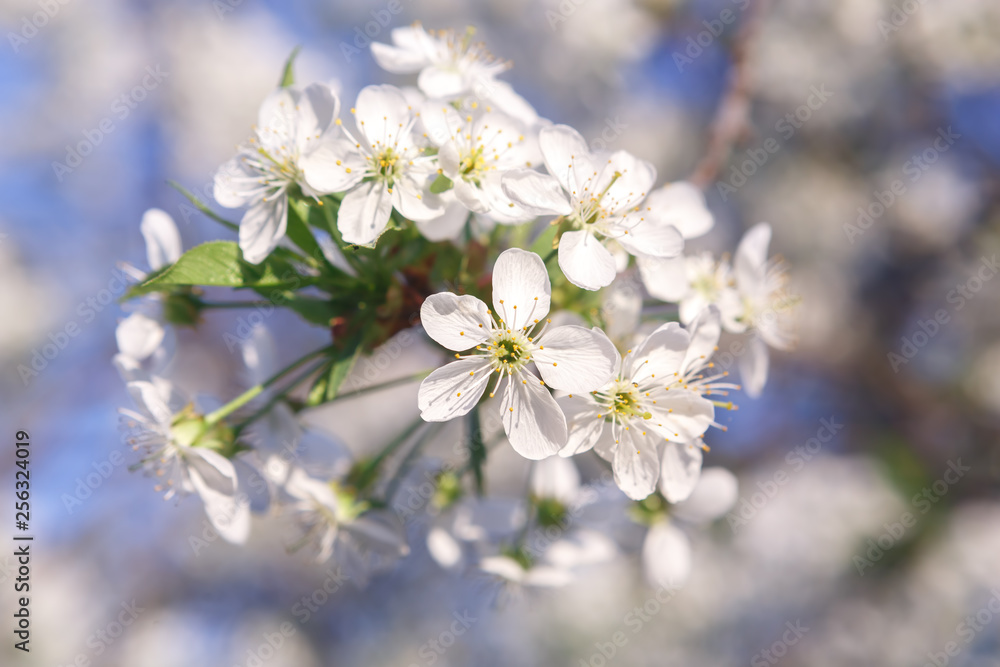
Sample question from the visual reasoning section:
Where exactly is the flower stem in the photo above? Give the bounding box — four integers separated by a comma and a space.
326, 370, 432, 404
231, 358, 331, 436
204, 343, 335, 426
542, 248, 558, 265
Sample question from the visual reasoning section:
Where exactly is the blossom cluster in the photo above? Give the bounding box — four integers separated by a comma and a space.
114, 24, 795, 590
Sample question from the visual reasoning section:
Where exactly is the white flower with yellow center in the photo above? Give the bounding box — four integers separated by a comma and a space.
282, 468, 410, 573
729, 223, 797, 397
214, 83, 341, 263
558, 309, 735, 500
502, 124, 683, 290
418, 248, 618, 459
120, 378, 249, 544
297, 84, 444, 246
371, 24, 539, 127
420, 102, 538, 224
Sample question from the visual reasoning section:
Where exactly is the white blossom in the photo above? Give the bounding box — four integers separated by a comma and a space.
214, 83, 341, 263
418, 248, 618, 459
502, 124, 683, 290
558, 309, 733, 500
296, 84, 444, 245
120, 378, 250, 544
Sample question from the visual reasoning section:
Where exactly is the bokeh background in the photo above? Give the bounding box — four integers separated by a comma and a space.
2, 0, 1000, 665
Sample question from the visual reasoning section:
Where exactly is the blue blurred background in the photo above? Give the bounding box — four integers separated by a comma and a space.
2, 0, 999, 665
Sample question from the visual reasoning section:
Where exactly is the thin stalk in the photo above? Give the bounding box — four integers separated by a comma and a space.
325, 370, 432, 404
381, 421, 440, 504
231, 357, 331, 436
168, 180, 239, 233
204, 343, 335, 425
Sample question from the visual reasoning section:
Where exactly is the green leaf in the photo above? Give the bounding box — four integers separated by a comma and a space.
529, 223, 559, 257
429, 173, 454, 194
307, 343, 360, 406
325, 345, 361, 401
279, 46, 301, 87
168, 180, 238, 232
125, 241, 305, 299
286, 198, 324, 262
306, 360, 335, 406
280, 293, 339, 326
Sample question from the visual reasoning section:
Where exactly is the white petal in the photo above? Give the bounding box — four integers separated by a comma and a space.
256, 88, 298, 151
415, 199, 470, 241
427, 526, 464, 570
672, 466, 738, 524
611, 427, 660, 500
647, 390, 714, 443
558, 230, 617, 291
186, 448, 250, 545
602, 150, 657, 213
338, 181, 392, 246
659, 441, 703, 503
531, 456, 580, 502
239, 195, 287, 264
299, 137, 367, 194
501, 169, 573, 216
393, 172, 444, 222
681, 306, 722, 376
418, 358, 492, 422
642, 520, 691, 589
643, 181, 714, 239
601, 281, 642, 343
420, 293, 493, 351
539, 124, 591, 191
501, 369, 566, 460
479, 172, 536, 224
480, 81, 540, 127
213, 157, 260, 209
355, 84, 411, 148
638, 254, 689, 302
240, 324, 278, 387
739, 335, 770, 398
534, 325, 617, 393
418, 66, 467, 98
453, 179, 491, 214
344, 514, 409, 557
234, 455, 271, 514
480, 555, 526, 583
615, 217, 684, 259
116, 313, 165, 361
626, 321, 689, 381
126, 380, 173, 425
558, 395, 607, 457
545, 529, 617, 568
370, 40, 428, 74
140, 209, 182, 270
419, 103, 463, 147
296, 83, 340, 149
491, 248, 551, 330
734, 222, 771, 293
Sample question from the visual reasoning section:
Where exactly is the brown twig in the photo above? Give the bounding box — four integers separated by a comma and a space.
688, 0, 771, 189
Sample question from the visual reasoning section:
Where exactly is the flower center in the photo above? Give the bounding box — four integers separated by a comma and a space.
370, 147, 402, 186
255, 145, 299, 183
594, 378, 653, 424
692, 269, 723, 302
489, 329, 533, 373
459, 145, 488, 184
